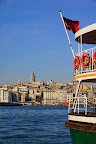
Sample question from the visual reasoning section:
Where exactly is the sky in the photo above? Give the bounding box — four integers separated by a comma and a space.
0, 0, 96, 85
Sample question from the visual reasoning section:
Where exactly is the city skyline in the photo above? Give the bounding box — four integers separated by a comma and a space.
0, 0, 96, 85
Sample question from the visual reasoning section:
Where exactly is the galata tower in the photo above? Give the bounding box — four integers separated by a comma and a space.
30, 71, 35, 83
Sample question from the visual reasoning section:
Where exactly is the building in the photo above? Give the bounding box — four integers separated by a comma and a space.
93, 93, 96, 104
0, 90, 12, 103
42, 90, 56, 105
30, 71, 35, 83
19, 86, 28, 94
87, 89, 93, 103
42, 89, 73, 105
47, 80, 55, 85
29, 87, 39, 95
67, 93, 73, 103
17, 80, 21, 86
21, 93, 26, 103
29, 94, 36, 103
56, 89, 68, 104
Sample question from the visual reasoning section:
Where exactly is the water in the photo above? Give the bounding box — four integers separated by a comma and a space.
0, 106, 72, 144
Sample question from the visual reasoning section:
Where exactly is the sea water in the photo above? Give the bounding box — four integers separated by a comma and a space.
0, 106, 72, 144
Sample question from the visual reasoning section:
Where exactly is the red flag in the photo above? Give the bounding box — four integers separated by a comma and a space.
63, 17, 79, 34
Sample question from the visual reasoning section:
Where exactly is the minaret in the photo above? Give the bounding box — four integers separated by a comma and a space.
30, 71, 35, 83
17, 80, 21, 86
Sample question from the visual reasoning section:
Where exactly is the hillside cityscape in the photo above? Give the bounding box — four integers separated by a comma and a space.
0, 71, 96, 106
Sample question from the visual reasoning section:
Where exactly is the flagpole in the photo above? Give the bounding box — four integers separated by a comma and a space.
59, 10, 75, 58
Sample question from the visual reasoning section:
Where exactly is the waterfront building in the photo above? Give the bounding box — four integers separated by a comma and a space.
11, 86, 20, 102
21, 93, 26, 103
11, 92, 21, 102
56, 89, 68, 104
29, 94, 36, 103
18, 86, 28, 102
30, 71, 35, 83
43, 89, 73, 105
67, 93, 73, 103
36, 92, 42, 103
42, 90, 56, 105
0, 90, 12, 103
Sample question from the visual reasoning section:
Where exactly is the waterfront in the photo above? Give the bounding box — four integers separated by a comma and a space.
0, 106, 71, 144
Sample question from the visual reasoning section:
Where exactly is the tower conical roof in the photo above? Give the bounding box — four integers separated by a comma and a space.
30, 70, 35, 83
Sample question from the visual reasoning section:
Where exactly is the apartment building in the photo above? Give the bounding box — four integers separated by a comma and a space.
0, 90, 12, 103
56, 89, 68, 104
67, 93, 73, 103
42, 90, 56, 105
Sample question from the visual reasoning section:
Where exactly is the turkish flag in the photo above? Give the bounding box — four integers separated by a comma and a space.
63, 17, 79, 34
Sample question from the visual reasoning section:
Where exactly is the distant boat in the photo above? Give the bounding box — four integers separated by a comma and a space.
63, 103, 72, 106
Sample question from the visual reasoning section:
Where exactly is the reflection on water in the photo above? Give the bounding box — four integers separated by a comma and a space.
0, 106, 71, 144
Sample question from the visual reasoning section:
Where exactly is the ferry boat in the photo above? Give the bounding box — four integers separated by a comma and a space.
59, 11, 96, 144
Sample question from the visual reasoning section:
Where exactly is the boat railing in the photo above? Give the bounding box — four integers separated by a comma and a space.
68, 96, 87, 115
75, 47, 96, 75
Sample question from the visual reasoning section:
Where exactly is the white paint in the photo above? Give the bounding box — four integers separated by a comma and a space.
75, 71, 96, 81
75, 23, 96, 44
68, 115, 96, 124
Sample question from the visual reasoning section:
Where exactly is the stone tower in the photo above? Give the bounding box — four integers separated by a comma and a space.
30, 71, 35, 83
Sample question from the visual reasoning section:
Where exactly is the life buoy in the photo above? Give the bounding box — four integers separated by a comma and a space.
73, 56, 79, 70
93, 52, 96, 64
81, 53, 90, 67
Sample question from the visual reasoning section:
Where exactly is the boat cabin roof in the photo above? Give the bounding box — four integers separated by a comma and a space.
75, 23, 96, 44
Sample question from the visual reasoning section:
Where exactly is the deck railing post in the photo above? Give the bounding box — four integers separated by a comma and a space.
85, 97, 87, 115
78, 97, 79, 114
80, 35, 82, 74
68, 98, 70, 113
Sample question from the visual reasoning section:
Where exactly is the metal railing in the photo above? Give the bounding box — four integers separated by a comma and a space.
68, 96, 87, 115
75, 47, 96, 75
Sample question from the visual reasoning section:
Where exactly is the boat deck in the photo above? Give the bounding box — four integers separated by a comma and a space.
69, 112, 96, 117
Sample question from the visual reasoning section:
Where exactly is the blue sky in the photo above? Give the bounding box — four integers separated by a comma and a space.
0, 0, 96, 85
